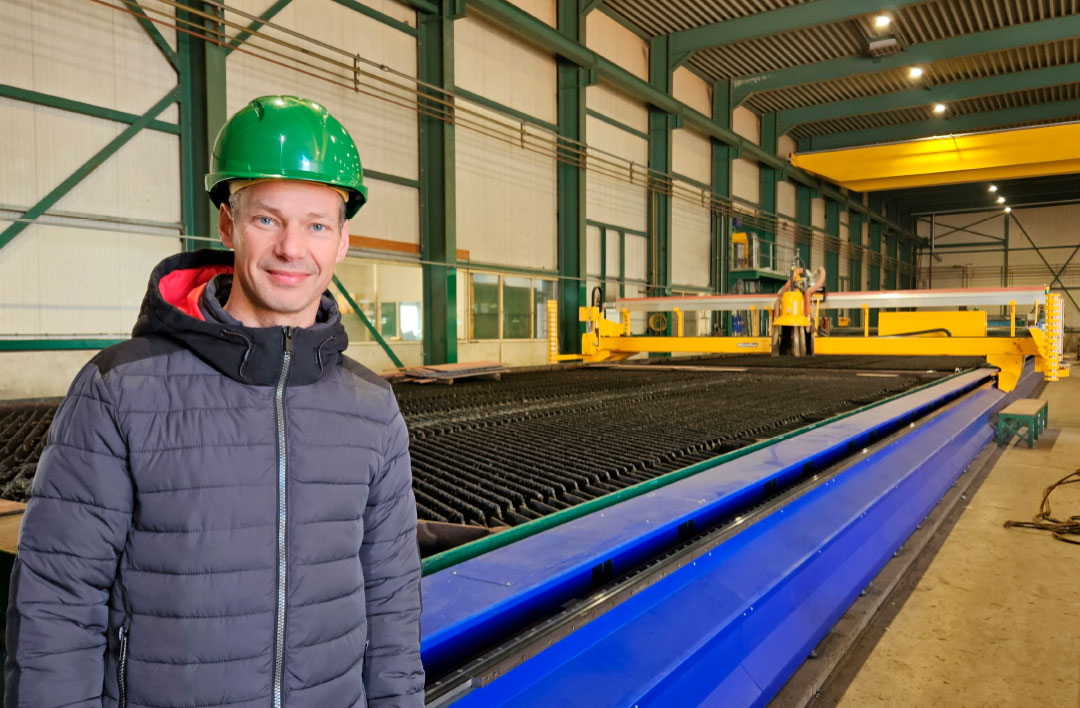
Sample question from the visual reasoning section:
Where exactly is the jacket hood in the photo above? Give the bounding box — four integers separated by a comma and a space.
133, 249, 348, 386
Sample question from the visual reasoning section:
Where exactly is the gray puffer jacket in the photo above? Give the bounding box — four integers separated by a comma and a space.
5, 250, 424, 708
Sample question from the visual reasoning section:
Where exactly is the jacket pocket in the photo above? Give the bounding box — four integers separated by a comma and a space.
117, 624, 130, 708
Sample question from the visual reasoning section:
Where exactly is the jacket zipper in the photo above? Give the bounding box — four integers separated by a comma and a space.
272, 326, 294, 708
117, 625, 129, 708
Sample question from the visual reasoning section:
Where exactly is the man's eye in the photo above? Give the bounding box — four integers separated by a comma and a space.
256, 216, 275, 226
311, 223, 327, 233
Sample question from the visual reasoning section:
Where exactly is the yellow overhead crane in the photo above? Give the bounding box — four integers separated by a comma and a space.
788, 122, 1080, 192
547, 279, 1068, 393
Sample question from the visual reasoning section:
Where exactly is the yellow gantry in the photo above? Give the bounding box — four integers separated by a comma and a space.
789, 122, 1080, 191
556, 292, 1070, 393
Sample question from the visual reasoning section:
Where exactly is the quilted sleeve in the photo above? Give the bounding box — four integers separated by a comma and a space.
360, 408, 424, 707
5, 363, 133, 708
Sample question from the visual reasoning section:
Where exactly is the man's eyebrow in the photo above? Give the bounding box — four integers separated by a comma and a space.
305, 211, 334, 219
247, 200, 281, 215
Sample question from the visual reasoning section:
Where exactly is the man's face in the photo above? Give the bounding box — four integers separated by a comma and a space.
219, 180, 350, 328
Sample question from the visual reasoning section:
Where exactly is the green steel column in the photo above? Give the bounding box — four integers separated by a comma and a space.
758, 112, 778, 265
868, 193, 882, 327
1003, 213, 1010, 288
886, 231, 898, 290
824, 198, 840, 325
712, 80, 732, 296
648, 36, 674, 299
712, 81, 732, 335
849, 210, 863, 325
177, 0, 226, 251
556, 0, 587, 355
899, 240, 912, 290
794, 138, 812, 266
796, 187, 812, 266
418, 1, 457, 365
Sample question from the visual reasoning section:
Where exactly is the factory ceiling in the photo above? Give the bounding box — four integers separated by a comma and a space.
599, 0, 1080, 151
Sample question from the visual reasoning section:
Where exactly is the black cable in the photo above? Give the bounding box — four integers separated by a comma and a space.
1004, 469, 1080, 545
893, 328, 954, 337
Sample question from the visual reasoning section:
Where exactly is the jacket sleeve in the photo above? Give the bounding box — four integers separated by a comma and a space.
360, 408, 424, 707
5, 363, 133, 708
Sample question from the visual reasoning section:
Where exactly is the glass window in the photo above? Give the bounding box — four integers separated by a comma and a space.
471, 273, 500, 339
503, 276, 532, 339
380, 302, 397, 337
533, 279, 556, 339
400, 302, 422, 341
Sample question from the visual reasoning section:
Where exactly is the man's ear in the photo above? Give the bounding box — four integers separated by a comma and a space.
336, 219, 350, 264
219, 203, 236, 249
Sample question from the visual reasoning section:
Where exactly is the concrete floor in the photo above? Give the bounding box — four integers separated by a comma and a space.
834, 372, 1080, 708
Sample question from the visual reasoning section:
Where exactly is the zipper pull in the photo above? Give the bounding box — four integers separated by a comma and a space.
118, 626, 126, 643
283, 326, 294, 354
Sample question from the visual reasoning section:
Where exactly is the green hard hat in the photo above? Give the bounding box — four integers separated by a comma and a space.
206, 96, 367, 219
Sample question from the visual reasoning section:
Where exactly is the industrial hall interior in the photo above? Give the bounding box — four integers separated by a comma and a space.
2, 0, 1080, 706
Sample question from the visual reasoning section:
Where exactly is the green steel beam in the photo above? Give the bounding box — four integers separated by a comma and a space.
668, 0, 925, 69
895, 175, 1080, 214
733, 14, 1080, 106
460, 0, 921, 245
363, 169, 421, 189
648, 36, 673, 302
806, 98, 1080, 151
177, 1, 227, 250
331, 276, 406, 367
0, 84, 180, 135
0, 88, 179, 252
330, 0, 417, 35
402, 0, 440, 13
778, 62, 1080, 135
585, 108, 649, 141
580, 0, 605, 14
125, 0, 180, 70
454, 85, 559, 131
556, 0, 587, 355
226, 0, 296, 53
0, 339, 127, 351
418, 1, 457, 365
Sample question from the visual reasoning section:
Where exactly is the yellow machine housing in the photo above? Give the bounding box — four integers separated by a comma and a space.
772, 290, 812, 327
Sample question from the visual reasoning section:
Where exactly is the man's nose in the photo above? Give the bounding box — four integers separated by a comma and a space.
275, 222, 306, 260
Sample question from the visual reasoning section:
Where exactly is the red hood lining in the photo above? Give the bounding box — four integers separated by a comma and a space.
159, 265, 234, 321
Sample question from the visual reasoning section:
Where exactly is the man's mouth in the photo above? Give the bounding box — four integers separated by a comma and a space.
265, 268, 313, 286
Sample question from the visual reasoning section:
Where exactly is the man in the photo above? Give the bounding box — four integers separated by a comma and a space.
6, 96, 424, 707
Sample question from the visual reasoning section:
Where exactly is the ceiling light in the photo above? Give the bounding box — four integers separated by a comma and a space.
908, 66, 924, 79
932, 103, 947, 114
988, 185, 998, 192
997, 196, 1006, 204
874, 14, 891, 28
1004, 206, 1012, 213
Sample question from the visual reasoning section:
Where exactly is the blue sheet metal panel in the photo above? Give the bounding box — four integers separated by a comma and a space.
421, 369, 993, 675
449, 369, 1026, 707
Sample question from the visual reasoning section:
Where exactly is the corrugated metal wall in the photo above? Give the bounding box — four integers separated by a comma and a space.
0, 0, 180, 340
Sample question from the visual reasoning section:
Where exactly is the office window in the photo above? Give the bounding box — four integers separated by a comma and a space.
471, 273, 500, 339
503, 276, 532, 339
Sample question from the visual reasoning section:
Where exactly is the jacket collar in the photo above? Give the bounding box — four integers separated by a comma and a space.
133, 250, 348, 387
